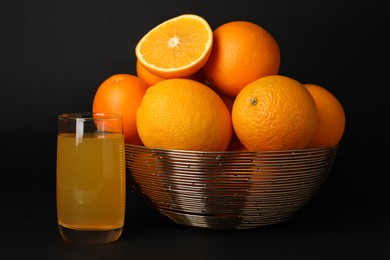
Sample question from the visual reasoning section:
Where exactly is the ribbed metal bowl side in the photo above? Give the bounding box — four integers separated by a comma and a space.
125, 144, 338, 229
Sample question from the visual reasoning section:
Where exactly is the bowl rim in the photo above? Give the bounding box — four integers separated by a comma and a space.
124, 143, 339, 155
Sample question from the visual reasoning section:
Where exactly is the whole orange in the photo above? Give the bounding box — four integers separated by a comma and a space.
232, 75, 318, 151
203, 21, 280, 98
136, 78, 232, 151
92, 74, 149, 145
304, 84, 346, 148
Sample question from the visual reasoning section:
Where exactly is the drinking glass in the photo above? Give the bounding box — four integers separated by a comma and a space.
56, 112, 126, 245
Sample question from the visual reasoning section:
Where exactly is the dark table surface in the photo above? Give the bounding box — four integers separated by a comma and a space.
2, 144, 389, 260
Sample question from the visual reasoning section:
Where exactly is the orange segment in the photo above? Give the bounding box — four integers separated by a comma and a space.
135, 14, 213, 78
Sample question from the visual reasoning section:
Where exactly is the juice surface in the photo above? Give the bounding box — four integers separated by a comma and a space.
56, 133, 125, 230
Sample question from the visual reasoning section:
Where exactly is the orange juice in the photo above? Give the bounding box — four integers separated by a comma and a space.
56, 132, 125, 232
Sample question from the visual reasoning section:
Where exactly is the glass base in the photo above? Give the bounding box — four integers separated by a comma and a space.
58, 225, 123, 245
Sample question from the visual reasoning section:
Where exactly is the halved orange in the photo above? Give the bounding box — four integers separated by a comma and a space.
135, 14, 213, 78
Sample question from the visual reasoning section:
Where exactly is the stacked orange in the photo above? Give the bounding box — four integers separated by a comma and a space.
92, 14, 345, 152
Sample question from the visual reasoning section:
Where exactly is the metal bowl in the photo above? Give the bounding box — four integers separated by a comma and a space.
125, 144, 338, 229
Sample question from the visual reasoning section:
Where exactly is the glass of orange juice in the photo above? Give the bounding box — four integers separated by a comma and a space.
56, 112, 126, 245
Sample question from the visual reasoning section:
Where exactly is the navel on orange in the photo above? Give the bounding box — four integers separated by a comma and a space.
135, 14, 213, 78
92, 74, 149, 145
232, 75, 318, 151
304, 84, 346, 148
136, 78, 232, 151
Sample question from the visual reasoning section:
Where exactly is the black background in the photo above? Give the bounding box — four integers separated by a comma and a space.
1, 0, 389, 259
